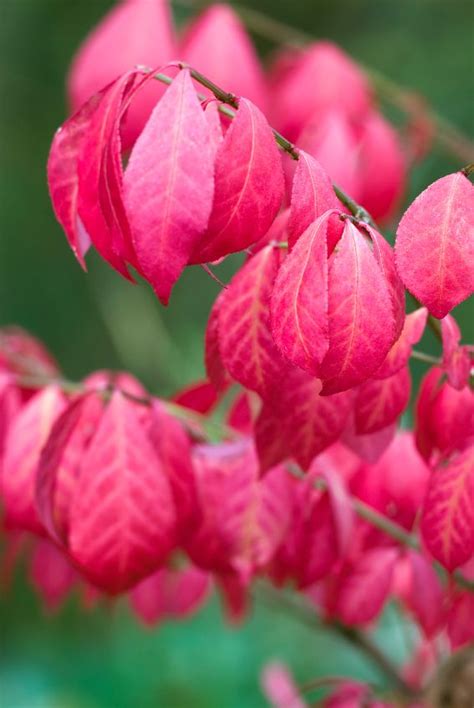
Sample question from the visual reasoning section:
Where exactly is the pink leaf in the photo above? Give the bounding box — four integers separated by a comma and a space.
395, 172, 474, 318
30, 539, 77, 610
261, 662, 307, 708
415, 367, 474, 462
354, 365, 411, 435
299, 111, 361, 200
332, 547, 398, 625
35, 392, 104, 544
68, 0, 176, 149
205, 289, 232, 393
219, 246, 288, 397
172, 380, 219, 415
181, 4, 268, 111
124, 70, 215, 303
271, 213, 332, 376
448, 591, 474, 648
148, 399, 198, 540
68, 392, 176, 593
404, 550, 446, 637
130, 565, 210, 626
77, 72, 142, 279
269, 42, 371, 140
47, 97, 100, 267
1, 386, 66, 534
255, 402, 290, 474
375, 307, 428, 379
440, 314, 471, 390
192, 98, 285, 263
287, 152, 340, 248
277, 368, 354, 468
420, 446, 474, 571
357, 111, 406, 222
342, 416, 396, 464
319, 221, 397, 394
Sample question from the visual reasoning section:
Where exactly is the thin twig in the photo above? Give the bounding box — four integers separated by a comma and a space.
172, 0, 474, 163
410, 349, 441, 366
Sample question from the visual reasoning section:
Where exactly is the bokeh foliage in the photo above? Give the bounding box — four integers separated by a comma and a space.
0, 1, 472, 706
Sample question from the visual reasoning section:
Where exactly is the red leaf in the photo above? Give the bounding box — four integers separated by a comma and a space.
130, 564, 210, 626
300, 111, 361, 200
124, 70, 215, 303
277, 368, 354, 468
77, 72, 140, 279
271, 213, 332, 376
332, 547, 398, 625
172, 380, 219, 415
219, 246, 288, 397
395, 172, 474, 318
30, 539, 77, 610
342, 416, 396, 464
181, 4, 268, 111
354, 365, 411, 435
261, 662, 306, 708
448, 591, 474, 648
357, 111, 406, 222
363, 224, 405, 339
68, 0, 176, 149
270, 42, 371, 140
375, 307, 427, 379
420, 446, 474, 571
287, 152, 340, 248
440, 314, 471, 390
415, 367, 474, 462
1, 386, 66, 534
404, 550, 446, 637
319, 221, 397, 393
47, 96, 100, 267
204, 289, 232, 393
254, 402, 290, 474
148, 399, 198, 540
226, 392, 254, 435
68, 392, 176, 593
350, 432, 430, 532
36, 392, 104, 544
186, 441, 291, 578
192, 99, 285, 263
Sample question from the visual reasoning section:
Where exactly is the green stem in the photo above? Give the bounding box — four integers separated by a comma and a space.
410, 349, 441, 366
255, 581, 418, 699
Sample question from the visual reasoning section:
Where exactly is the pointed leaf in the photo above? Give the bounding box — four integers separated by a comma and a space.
1, 386, 66, 534
124, 70, 215, 304
68, 392, 176, 593
130, 565, 210, 626
420, 447, 474, 571
192, 98, 285, 263
441, 314, 471, 390
181, 4, 268, 111
277, 368, 354, 468
68, 0, 176, 149
395, 172, 474, 318
271, 212, 333, 376
375, 307, 427, 379
287, 151, 340, 248
355, 365, 411, 434
320, 221, 396, 394
219, 246, 288, 397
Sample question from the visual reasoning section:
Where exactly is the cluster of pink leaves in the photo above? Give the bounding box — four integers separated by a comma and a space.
0, 327, 473, 658
10, 0, 474, 699
67, 0, 408, 224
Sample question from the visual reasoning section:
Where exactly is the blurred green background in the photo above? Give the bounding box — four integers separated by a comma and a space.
0, 1, 472, 706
